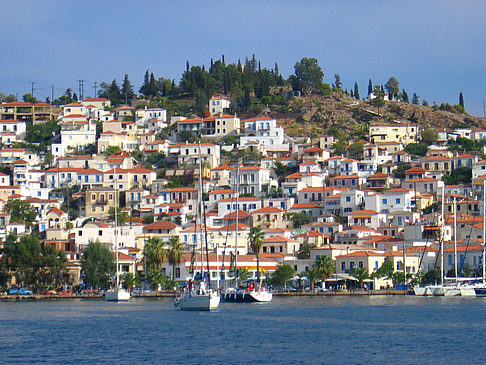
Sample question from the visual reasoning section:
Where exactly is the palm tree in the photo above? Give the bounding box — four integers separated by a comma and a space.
123, 272, 135, 292
143, 237, 166, 291
304, 268, 321, 290
167, 236, 184, 281
238, 267, 250, 281
143, 237, 166, 272
248, 227, 265, 282
315, 255, 335, 282
350, 266, 369, 289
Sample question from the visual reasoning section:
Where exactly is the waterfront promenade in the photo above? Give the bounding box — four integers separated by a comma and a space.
0, 288, 409, 301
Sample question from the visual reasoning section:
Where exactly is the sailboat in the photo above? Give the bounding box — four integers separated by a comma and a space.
474, 180, 486, 296
105, 167, 130, 301
430, 196, 475, 297
220, 166, 272, 303
174, 144, 220, 311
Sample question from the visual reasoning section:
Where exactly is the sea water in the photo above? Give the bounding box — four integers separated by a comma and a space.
0, 296, 485, 364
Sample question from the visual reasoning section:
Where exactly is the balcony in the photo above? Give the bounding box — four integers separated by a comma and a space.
95, 200, 108, 205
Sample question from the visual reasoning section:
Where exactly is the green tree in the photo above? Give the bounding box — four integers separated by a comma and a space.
420, 129, 438, 145
121, 74, 134, 104
404, 143, 428, 156
108, 207, 130, 225
350, 266, 369, 288
393, 163, 412, 179
304, 267, 321, 290
297, 242, 316, 259
401, 89, 409, 103
367, 79, 373, 95
123, 272, 135, 292
104, 146, 122, 156
271, 264, 295, 287
143, 237, 166, 272
290, 57, 324, 95
81, 242, 115, 289
40, 244, 67, 287
443, 166, 472, 185
237, 267, 250, 281
6, 199, 37, 225
291, 212, 312, 228
348, 142, 364, 159
459, 92, 464, 108
385, 77, 399, 100
314, 255, 335, 280
370, 96, 385, 114
412, 93, 420, 105
333, 74, 342, 90
354, 82, 360, 100
23, 93, 40, 104
167, 236, 183, 281
249, 227, 265, 282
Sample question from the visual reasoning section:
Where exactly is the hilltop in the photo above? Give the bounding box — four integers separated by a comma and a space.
244, 90, 486, 141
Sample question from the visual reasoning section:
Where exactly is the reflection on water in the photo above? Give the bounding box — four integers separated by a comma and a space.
0, 296, 485, 364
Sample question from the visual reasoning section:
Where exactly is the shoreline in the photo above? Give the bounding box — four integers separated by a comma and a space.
0, 289, 411, 301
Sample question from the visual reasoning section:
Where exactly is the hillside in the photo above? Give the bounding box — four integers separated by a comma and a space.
250, 92, 486, 141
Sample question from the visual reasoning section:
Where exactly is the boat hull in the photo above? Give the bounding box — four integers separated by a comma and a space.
175, 291, 220, 311
221, 289, 273, 303
105, 289, 131, 301
413, 287, 434, 296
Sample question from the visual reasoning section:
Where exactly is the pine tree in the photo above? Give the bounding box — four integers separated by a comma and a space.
333, 74, 342, 89
121, 74, 134, 104
368, 79, 373, 95
354, 82, 360, 100
412, 92, 419, 105
186, 61, 190, 72
459, 92, 464, 108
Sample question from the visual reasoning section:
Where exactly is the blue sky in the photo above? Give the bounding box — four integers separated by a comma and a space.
1, 1, 485, 116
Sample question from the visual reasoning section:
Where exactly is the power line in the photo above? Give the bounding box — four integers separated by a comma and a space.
29, 81, 36, 97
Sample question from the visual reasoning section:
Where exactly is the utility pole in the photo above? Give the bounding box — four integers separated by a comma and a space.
30, 81, 36, 98
93, 82, 97, 98
78, 80, 85, 100
51, 85, 54, 104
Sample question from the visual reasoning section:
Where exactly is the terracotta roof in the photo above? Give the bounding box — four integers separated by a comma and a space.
253, 206, 285, 213
143, 221, 179, 231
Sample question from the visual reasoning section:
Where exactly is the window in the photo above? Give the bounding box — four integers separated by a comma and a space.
382, 198, 388, 204
358, 261, 363, 268
341, 262, 346, 271
78, 230, 82, 236
175, 268, 180, 278
346, 196, 351, 202
350, 261, 355, 269
396, 198, 400, 204
98, 230, 102, 236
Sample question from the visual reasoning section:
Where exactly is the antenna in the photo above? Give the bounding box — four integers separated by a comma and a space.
78, 80, 86, 100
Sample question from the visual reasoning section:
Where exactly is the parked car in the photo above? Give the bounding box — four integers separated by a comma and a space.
8, 287, 33, 295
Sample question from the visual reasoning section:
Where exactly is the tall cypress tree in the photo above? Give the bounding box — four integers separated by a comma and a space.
354, 82, 360, 100
140, 70, 150, 96
459, 92, 464, 108
368, 79, 373, 95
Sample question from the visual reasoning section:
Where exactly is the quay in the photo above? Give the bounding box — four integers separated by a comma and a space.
0, 289, 410, 301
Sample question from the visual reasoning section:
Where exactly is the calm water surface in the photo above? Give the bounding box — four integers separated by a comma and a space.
0, 296, 485, 364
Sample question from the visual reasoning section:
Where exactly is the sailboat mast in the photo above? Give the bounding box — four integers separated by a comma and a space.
234, 165, 239, 286
114, 166, 119, 289
454, 196, 458, 283
483, 180, 486, 284
197, 145, 204, 280
441, 186, 445, 286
